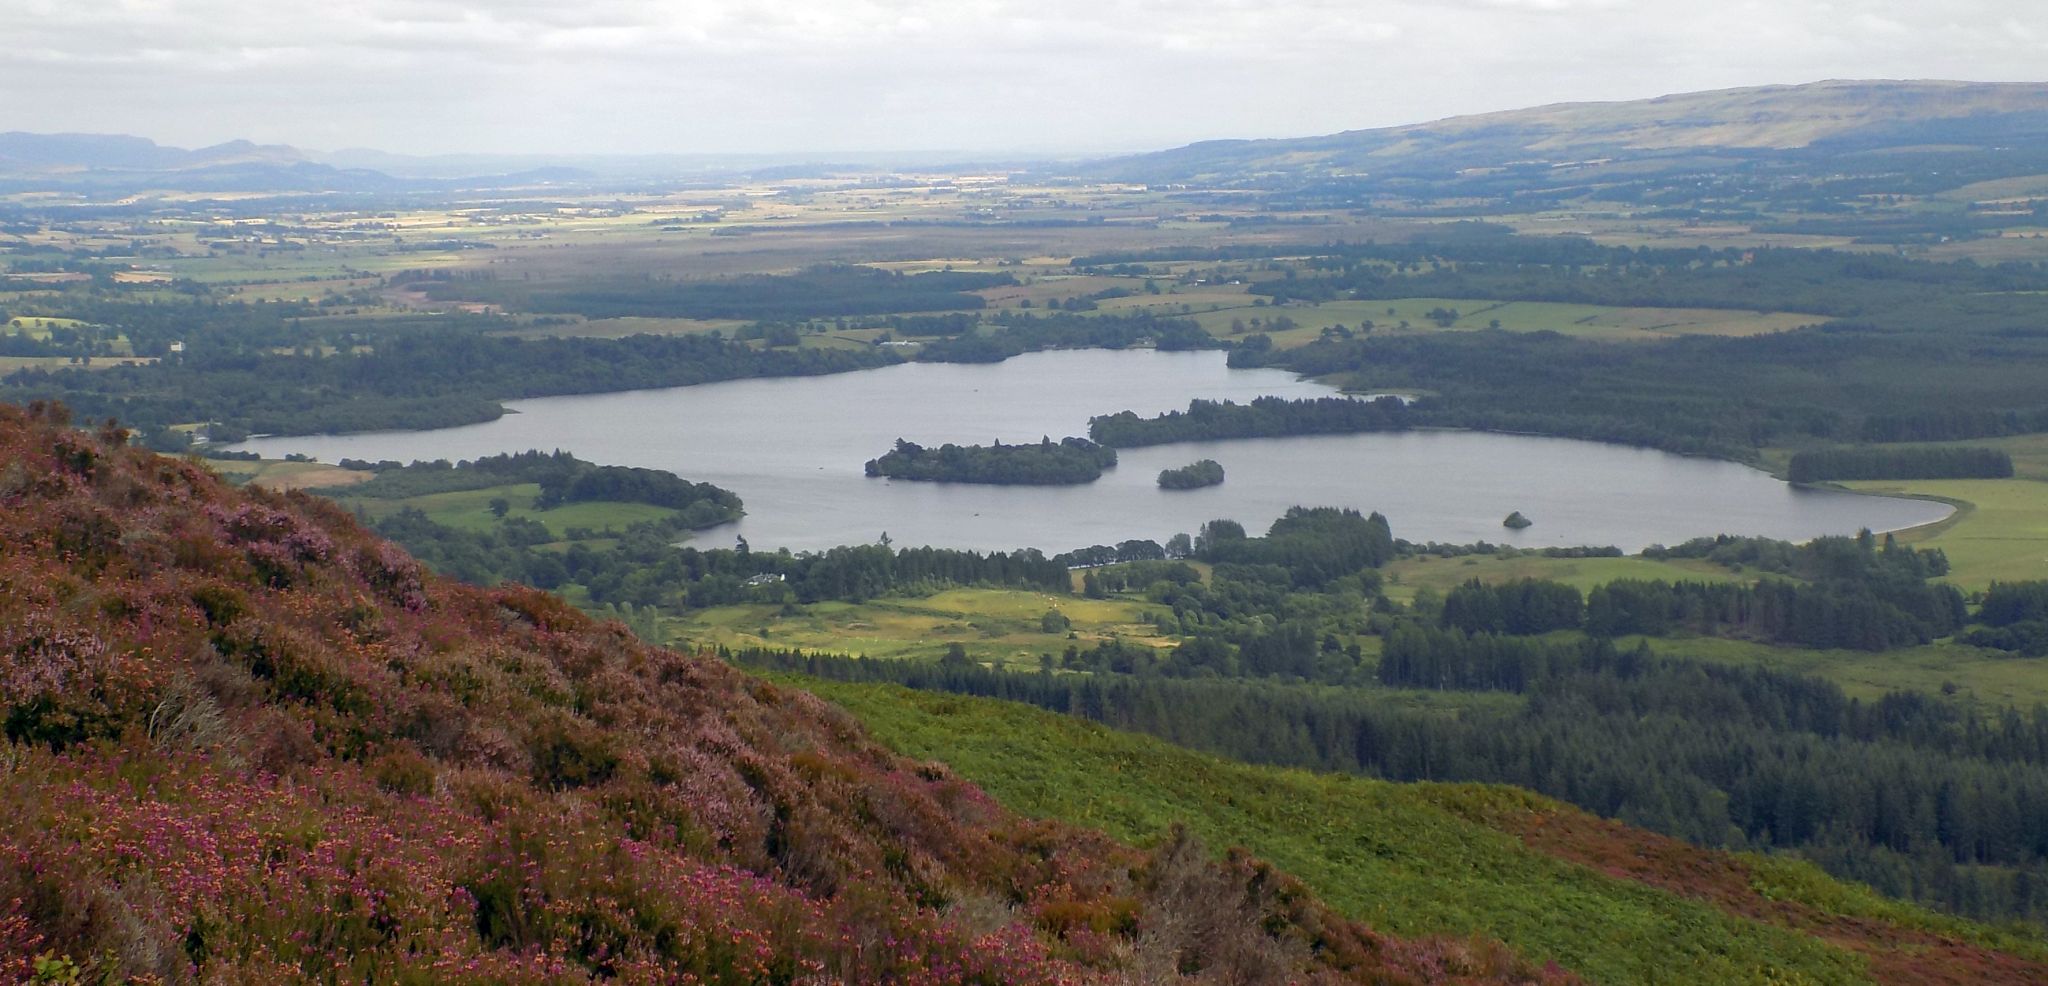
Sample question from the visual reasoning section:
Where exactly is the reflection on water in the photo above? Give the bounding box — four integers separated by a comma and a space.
231, 349, 1952, 554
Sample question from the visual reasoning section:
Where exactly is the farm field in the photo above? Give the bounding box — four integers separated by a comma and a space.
1086, 293, 1817, 347
207, 458, 372, 491
487, 315, 749, 340
671, 586, 1172, 665
1643, 634, 2048, 709
1843, 478, 2048, 591
213, 459, 689, 536
0, 355, 153, 373
327, 482, 680, 538
3, 316, 91, 335
1380, 552, 1744, 604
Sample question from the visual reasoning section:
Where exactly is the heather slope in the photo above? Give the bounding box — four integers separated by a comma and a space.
0, 403, 1565, 985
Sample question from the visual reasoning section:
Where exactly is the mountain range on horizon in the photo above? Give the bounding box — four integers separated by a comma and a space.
6, 78, 2048, 195
1092, 79, 2048, 181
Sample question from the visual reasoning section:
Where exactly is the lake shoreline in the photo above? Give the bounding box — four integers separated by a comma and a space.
227, 349, 1953, 556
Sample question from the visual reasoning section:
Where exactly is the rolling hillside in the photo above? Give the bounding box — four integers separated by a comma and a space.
801, 678, 2048, 986
1094, 79, 2048, 187
0, 402, 1567, 984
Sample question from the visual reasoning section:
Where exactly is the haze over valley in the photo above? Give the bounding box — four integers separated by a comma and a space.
8, 3, 2048, 982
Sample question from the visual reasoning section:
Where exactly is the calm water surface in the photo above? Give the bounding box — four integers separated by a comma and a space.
232, 350, 1951, 554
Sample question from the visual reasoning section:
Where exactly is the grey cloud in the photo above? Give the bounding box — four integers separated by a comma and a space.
1, 0, 2044, 155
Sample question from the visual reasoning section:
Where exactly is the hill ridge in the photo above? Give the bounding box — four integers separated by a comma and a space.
1092, 78, 2048, 184
0, 402, 1564, 984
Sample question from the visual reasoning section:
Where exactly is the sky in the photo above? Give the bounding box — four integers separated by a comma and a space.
4, 0, 2048, 158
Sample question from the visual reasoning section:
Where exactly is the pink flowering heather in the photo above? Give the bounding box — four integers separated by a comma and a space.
0, 403, 1575, 986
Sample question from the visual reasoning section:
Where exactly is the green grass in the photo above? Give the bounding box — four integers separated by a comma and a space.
791, 678, 1886, 985
1086, 295, 1813, 349
1625, 634, 2048, 708
0, 355, 153, 373
1841, 479, 2048, 590
1382, 553, 1744, 604
490, 316, 749, 340
1752, 439, 2048, 594
671, 587, 1167, 665
4, 316, 90, 338
333, 483, 678, 538
208, 459, 371, 491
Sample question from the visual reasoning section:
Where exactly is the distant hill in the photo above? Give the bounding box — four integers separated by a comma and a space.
1094, 80, 2048, 186
0, 131, 305, 172
0, 133, 608, 197
0, 131, 417, 196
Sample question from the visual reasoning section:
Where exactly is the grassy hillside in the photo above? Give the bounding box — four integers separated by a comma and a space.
0, 404, 1572, 985
798, 677, 2048, 985
1099, 79, 2048, 184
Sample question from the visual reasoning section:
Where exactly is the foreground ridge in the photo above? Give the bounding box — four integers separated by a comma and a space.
0, 401, 1568, 984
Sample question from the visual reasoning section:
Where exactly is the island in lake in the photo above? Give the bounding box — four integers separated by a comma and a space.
864, 436, 1118, 485
1158, 459, 1225, 490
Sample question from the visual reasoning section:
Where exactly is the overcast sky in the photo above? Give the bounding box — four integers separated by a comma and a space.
4, 0, 2047, 157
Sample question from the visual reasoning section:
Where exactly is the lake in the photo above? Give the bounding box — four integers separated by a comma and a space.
230, 349, 1952, 554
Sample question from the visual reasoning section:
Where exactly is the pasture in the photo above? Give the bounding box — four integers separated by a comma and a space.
670, 587, 1172, 666
1381, 552, 1744, 605
1080, 293, 1815, 347
1844, 478, 2048, 591
0, 356, 153, 373
329, 482, 679, 538
214, 459, 373, 492
1646, 634, 2048, 710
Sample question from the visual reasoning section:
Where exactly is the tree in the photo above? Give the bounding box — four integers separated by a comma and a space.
488, 497, 511, 519
1195, 519, 1246, 554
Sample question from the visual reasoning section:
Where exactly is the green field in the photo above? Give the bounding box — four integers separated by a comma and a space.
1844, 478, 2048, 590
4, 315, 91, 337
1752, 436, 2048, 590
1382, 542, 2048, 705
1630, 634, 2047, 708
792, 677, 2038, 985
226, 276, 381, 303
0, 355, 153, 373
490, 315, 750, 340
1382, 552, 1743, 604
207, 458, 371, 491
214, 461, 685, 539
333, 482, 679, 538
671, 587, 1169, 665
1084, 294, 1816, 348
